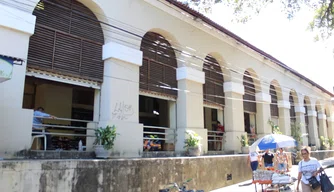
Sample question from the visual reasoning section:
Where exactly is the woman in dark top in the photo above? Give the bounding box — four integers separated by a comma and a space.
260, 149, 275, 168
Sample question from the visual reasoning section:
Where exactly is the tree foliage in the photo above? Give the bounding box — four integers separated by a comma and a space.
181, 0, 334, 40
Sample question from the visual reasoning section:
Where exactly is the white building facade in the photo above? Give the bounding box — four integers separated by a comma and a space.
0, 0, 333, 157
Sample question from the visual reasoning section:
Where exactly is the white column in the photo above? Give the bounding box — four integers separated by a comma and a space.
277, 100, 291, 136
255, 92, 272, 137
98, 41, 143, 157
223, 81, 246, 153
328, 116, 334, 139
165, 101, 176, 145
175, 66, 207, 154
318, 113, 328, 138
294, 105, 308, 146
0, 4, 36, 156
308, 110, 320, 147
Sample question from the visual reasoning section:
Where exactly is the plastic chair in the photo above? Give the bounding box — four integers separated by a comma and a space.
31, 127, 47, 151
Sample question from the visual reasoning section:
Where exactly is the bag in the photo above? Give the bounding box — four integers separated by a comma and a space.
320, 171, 334, 192
301, 161, 321, 190
307, 176, 321, 190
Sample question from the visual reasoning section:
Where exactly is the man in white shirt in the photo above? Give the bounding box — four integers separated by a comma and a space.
32, 107, 56, 150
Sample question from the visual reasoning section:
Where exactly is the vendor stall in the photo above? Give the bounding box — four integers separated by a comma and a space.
252, 170, 296, 192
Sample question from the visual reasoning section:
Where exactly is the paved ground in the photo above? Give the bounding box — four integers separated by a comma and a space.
211, 158, 334, 192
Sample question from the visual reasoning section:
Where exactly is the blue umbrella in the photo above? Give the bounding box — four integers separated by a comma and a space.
250, 134, 297, 151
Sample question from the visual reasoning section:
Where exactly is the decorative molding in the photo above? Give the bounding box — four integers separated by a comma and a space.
328, 116, 334, 122
255, 92, 271, 103
277, 100, 290, 109
103, 41, 143, 66
176, 67, 205, 84
26, 68, 101, 89
318, 113, 327, 120
307, 110, 317, 117
294, 105, 306, 114
223, 82, 244, 95
0, 4, 36, 35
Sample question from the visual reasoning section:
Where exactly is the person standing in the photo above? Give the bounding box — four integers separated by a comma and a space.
296, 146, 322, 192
260, 149, 275, 168
215, 121, 224, 150
248, 150, 260, 172
276, 148, 289, 172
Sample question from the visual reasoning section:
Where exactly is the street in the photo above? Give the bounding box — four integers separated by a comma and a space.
211, 158, 334, 192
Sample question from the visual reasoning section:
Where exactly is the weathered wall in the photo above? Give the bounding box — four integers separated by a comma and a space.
0, 155, 252, 192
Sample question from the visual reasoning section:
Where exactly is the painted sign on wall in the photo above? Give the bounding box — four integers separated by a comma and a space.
0, 55, 15, 83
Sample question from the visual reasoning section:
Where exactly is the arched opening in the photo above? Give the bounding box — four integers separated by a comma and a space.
24, 0, 104, 150
243, 71, 257, 144
202, 55, 224, 151
140, 32, 177, 152
270, 84, 279, 125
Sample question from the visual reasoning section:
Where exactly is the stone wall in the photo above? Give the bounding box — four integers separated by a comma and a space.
0, 152, 331, 192
0, 155, 252, 192
311, 150, 334, 160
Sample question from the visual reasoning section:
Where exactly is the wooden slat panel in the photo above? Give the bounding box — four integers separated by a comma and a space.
140, 59, 149, 90
203, 55, 224, 106
140, 32, 177, 96
27, 0, 104, 82
243, 71, 256, 113
270, 85, 279, 117
290, 93, 296, 120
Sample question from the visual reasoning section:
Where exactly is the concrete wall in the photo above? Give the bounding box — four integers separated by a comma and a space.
0, 155, 252, 192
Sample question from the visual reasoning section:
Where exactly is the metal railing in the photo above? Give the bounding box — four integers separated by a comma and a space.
143, 125, 177, 151
207, 130, 225, 151
32, 116, 98, 150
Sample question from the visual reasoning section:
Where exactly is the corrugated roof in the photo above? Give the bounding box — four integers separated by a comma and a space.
164, 0, 334, 97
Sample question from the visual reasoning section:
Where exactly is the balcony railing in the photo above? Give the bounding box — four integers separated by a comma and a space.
208, 130, 225, 151
143, 125, 177, 151
32, 116, 98, 151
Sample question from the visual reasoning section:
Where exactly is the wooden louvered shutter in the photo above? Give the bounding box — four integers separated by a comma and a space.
27, 0, 104, 81
203, 56, 224, 106
270, 85, 279, 117
140, 32, 177, 96
289, 93, 296, 122
243, 71, 256, 113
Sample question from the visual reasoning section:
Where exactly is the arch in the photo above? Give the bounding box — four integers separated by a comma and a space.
203, 54, 224, 106
28, 0, 105, 81
140, 31, 178, 96
205, 52, 231, 82
243, 69, 259, 113
243, 68, 262, 93
270, 80, 283, 101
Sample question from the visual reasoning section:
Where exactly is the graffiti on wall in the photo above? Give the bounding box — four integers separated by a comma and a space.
111, 101, 134, 120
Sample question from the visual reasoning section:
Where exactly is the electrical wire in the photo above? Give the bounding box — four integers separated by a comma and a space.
6, 0, 332, 103
2, 0, 333, 109
5, 0, 333, 105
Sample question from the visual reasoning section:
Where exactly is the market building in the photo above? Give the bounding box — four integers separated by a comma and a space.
0, 0, 333, 157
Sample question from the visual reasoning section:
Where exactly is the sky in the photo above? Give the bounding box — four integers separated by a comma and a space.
196, 1, 334, 94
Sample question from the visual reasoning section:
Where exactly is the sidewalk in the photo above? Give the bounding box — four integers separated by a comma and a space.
210, 157, 334, 192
